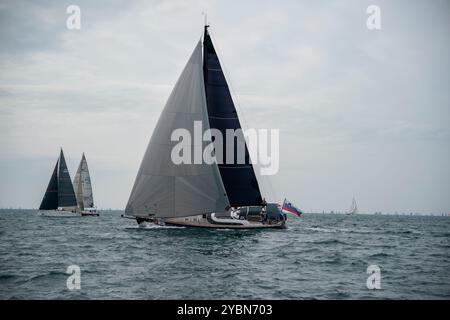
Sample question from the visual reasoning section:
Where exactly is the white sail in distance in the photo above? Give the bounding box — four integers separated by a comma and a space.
348, 197, 358, 214
73, 153, 94, 210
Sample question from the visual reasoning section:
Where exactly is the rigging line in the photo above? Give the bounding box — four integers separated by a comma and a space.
201, 11, 207, 26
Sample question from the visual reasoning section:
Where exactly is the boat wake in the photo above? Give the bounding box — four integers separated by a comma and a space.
306, 227, 338, 233
125, 224, 185, 230
215, 228, 252, 232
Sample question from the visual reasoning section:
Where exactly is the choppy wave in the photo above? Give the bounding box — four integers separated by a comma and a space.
25, 271, 67, 282
0, 274, 18, 281
0, 210, 449, 299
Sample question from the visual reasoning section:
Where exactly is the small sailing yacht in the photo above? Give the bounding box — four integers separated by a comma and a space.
38, 149, 79, 217
122, 25, 286, 229
73, 153, 99, 216
346, 197, 358, 215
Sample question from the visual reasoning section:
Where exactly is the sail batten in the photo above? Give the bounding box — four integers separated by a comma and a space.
203, 27, 263, 207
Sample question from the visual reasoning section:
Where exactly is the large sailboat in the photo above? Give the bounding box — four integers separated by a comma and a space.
38, 149, 79, 217
73, 153, 99, 216
123, 26, 286, 229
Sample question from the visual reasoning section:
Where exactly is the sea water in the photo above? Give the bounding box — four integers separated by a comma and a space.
0, 210, 449, 299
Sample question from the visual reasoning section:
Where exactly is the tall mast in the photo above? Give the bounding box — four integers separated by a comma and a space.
202, 11, 208, 27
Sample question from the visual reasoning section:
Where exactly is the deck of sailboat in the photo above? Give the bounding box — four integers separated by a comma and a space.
38, 209, 79, 217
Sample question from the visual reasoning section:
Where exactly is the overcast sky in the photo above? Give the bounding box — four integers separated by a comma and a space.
0, 0, 449, 213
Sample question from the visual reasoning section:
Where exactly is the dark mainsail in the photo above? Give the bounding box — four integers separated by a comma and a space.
203, 26, 262, 207
39, 149, 77, 210
39, 160, 58, 210
57, 150, 77, 207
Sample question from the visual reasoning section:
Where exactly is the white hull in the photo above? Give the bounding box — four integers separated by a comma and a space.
38, 210, 80, 217
80, 207, 99, 216
80, 212, 99, 216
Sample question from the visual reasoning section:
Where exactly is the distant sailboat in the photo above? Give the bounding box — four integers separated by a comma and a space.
346, 197, 358, 215
73, 153, 99, 216
122, 25, 286, 229
39, 149, 79, 217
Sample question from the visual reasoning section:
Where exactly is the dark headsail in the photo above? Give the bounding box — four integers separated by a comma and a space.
203, 26, 262, 207
39, 149, 77, 210
39, 160, 58, 210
